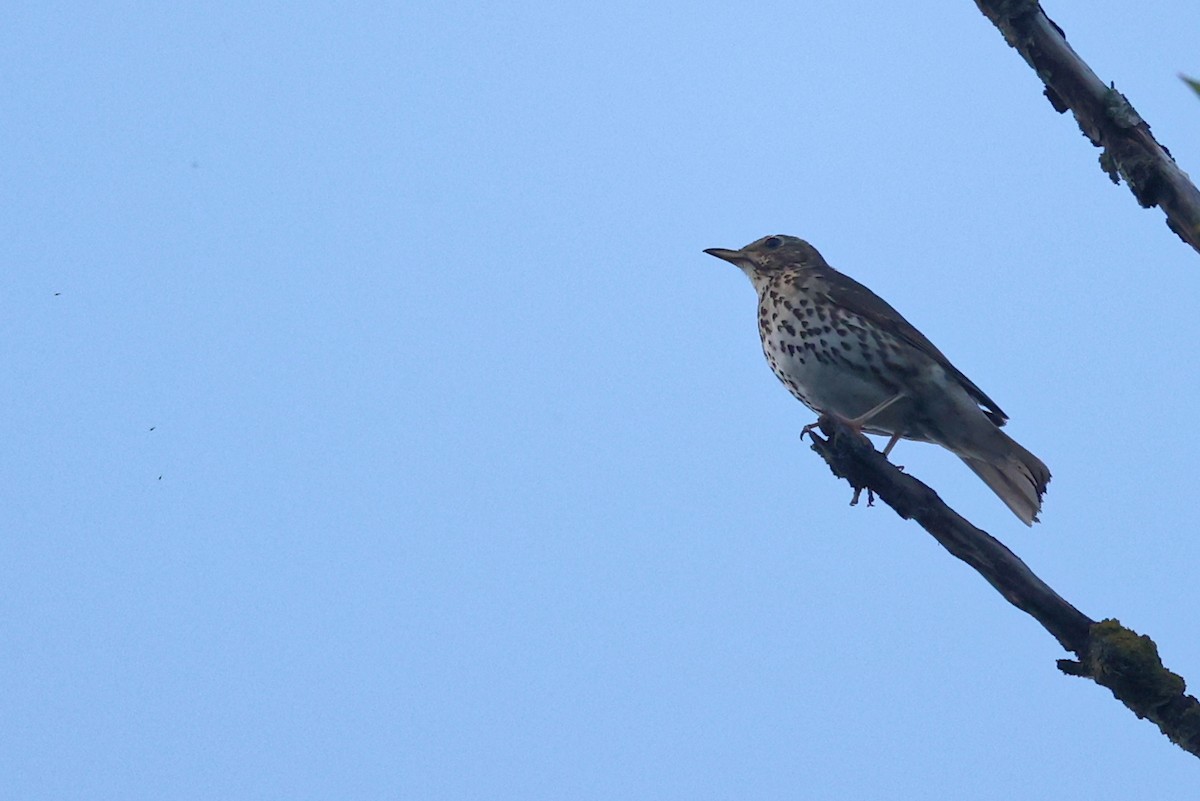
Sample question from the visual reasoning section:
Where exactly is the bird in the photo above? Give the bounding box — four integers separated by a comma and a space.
704, 234, 1050, 525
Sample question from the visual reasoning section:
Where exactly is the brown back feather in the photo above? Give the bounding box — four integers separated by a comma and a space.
814, 263, 1008, 426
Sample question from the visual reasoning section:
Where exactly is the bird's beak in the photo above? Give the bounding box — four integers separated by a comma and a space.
703, 247, 749, 266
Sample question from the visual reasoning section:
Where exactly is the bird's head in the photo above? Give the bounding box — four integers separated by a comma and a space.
703, 235, 827, 286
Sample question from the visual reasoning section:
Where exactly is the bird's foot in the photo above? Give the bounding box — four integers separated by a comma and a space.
800, 420, 823, 441
805, 413, 874, 451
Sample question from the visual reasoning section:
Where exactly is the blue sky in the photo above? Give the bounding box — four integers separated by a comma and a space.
4, 2, 1199, 798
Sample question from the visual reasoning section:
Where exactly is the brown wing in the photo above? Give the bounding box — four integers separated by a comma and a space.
816, 265, 1008, 426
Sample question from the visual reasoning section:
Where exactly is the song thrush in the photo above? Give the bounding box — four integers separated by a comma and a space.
704, 234, 1050, 525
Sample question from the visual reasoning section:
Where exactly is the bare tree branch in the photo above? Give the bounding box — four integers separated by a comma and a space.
807, 415, 1200, 758
974, 0, 1200, 255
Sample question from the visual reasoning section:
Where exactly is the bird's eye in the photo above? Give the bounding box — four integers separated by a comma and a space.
764, 236, 783, 250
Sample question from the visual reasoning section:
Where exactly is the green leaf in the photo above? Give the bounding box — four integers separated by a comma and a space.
1182, 74, 1200, 99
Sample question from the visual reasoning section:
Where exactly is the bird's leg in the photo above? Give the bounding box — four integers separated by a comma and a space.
851, 393, 907, 460
848, 392, 906, 429
802, 393, 906, 456
802, 394, 903, 441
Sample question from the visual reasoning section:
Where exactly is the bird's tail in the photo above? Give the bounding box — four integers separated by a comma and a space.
958, 431, 1051, 526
